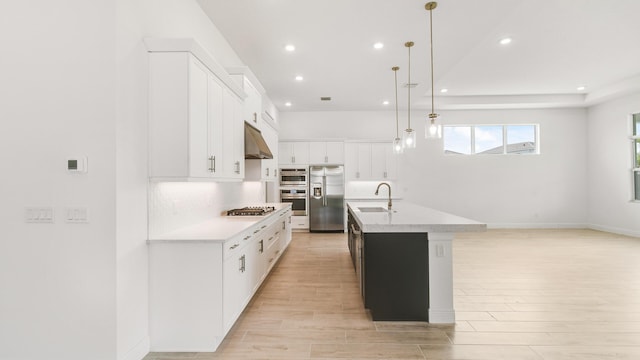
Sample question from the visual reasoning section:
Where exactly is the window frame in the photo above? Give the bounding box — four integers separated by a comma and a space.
631, 113, 640, 202
443, 124, 539, 156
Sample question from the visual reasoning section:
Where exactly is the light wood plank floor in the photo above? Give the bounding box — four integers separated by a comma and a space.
144, 229, 640, 359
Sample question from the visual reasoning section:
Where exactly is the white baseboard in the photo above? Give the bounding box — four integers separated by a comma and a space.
120, 336, 150, 360
428, 309, 455, 324
487, 223, 588, 229
588, 224, 640, 238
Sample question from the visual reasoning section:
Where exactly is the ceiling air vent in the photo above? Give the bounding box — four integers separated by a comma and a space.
320, 97, 332, 101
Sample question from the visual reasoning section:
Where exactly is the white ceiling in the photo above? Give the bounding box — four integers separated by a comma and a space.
197, 0, 640, 112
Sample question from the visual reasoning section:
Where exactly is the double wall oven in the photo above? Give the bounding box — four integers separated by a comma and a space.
280, 168, 308, 216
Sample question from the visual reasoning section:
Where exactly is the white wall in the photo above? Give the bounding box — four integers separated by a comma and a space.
0, 0, 253, 359
587, 93, 640, 237
280, 108, 589, 227
0, 1, 117, 359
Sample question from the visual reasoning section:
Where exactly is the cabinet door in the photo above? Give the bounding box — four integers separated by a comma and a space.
261, 125, 278, 180
384, 144, 398, 180
292, 142, 310, 165
345, 143, 360, 180
188, 57, 213, 178
243, 78, 262, 128
221, 89, 243, 179
357, 144, 372, 180
278, 142, 293, 165
222, 253, 244, 332
326, 141, 344, 164
370, 143, 388, 180
308, 142, 326, 164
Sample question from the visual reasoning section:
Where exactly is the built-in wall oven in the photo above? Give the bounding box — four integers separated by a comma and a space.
280, 168, 308, 187
280, 188, 307, 216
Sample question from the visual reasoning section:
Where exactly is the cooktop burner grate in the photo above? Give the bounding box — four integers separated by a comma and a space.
226, 206, 276, 216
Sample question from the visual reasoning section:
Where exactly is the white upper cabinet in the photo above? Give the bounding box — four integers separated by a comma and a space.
279, 142, 310, 166
229, 72, 263, 129
148, 52, 244, 181
370, 143, 397, 180
309, 141, 344, 165
345, 142, 396, 181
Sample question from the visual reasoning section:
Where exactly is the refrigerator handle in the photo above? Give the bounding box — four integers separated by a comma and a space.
322, 175, 327, 207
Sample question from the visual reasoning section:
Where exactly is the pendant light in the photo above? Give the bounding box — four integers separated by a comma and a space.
402, 41, 417, 148
392, 66, 403, 154
425, 1, 442, 139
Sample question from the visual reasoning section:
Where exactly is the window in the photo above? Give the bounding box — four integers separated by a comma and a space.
444, 124, 538, 155
633, 113, 640, 201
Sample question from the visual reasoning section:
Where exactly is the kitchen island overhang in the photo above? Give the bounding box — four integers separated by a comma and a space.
347, 201, 486, 323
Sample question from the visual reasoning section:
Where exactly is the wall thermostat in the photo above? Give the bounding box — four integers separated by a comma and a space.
67, 157, 88, 173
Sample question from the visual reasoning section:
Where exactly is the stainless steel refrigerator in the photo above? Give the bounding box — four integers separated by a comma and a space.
309, 165, 345, 232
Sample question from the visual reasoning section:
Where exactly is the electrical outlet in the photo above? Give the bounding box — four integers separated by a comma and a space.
436, 244, 445, 257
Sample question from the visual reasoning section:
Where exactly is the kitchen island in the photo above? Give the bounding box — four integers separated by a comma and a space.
347, 201, 485, 323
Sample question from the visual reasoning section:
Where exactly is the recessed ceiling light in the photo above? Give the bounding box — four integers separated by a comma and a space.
440, 88, 448, 93
284, 102, 292, 107
284, 44, 295, 52
499, 38, 512, 45
383, 100, 390, 105
373, 42, 384, 49
577, 86, 586, 91
295, 75, 304, 81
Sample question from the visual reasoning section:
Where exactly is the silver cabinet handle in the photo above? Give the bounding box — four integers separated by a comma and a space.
253, 229, 260, 234
292, 156, 295, 163
261, 225, 267, 229
253, 112, 257, 123
266, 167, 270, 177
325, 155, 328, 163
259, 240, 264, 253
268, 236, 274, 242
282, 221, 285, 230
229, 243, 239, 250
384, 171, 387, 178
235, 161, 240, 174
243, 235, 251, 241
208, 156, 216, 172
356, 171, 360, 179
239, 255, 246, 272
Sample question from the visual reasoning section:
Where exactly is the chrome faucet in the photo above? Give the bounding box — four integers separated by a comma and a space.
375, 182, 392, 210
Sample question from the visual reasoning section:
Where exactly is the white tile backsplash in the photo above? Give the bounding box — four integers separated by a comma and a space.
148, 181, 264, 237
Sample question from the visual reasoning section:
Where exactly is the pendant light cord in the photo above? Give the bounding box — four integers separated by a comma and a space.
429, 7, 435, 115
408, 44, 412, 128
394, 67, 399, 138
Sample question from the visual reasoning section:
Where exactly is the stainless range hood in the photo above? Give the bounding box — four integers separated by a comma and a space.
244, 122, 273, 159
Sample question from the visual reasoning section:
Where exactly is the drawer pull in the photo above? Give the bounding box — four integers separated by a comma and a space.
268, 236, 274, 242
243, 236, 251, 241
261, 225, 267, 229
253, 229, 260, 234
229, 243, 239, 250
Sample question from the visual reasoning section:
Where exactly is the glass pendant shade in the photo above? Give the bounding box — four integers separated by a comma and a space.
425, 114, 442, 139
393, 137, 404, 154
403, 128, 417, 148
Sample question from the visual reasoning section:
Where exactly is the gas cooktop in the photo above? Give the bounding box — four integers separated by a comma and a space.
226, 206, 276, 216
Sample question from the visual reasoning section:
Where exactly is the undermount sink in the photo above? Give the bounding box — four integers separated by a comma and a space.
358, 207, 388, 213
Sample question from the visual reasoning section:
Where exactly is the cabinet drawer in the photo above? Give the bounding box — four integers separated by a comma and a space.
291, 216, 308, 229
223, 228, 253, 260
266, 237, 283, 270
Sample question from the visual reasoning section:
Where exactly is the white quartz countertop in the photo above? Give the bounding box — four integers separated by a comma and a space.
347, 201, 486, 233
148, 203, 291, 243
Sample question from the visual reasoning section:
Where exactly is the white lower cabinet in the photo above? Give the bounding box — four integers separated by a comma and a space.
149, 208, 292, 352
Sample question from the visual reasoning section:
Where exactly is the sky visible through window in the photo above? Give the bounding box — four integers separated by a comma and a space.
444, 125, 536, 154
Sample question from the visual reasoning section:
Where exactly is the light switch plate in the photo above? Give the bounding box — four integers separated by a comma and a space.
25, 207, 54, 223
65, 207, 89, 223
